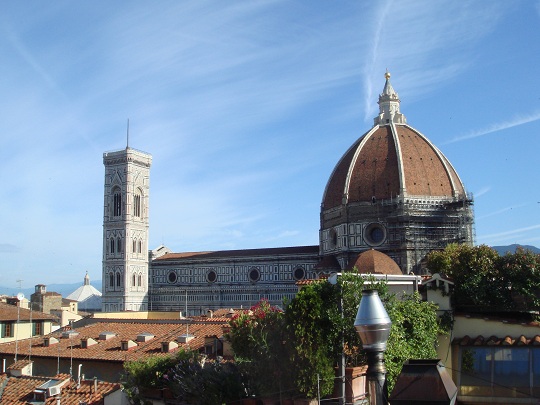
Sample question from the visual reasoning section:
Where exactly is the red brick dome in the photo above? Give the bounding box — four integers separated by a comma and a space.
322, 73, 466, 210
348, 249, 402, 275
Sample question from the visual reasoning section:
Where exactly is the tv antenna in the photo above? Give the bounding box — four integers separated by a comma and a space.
14, 292, 24, 362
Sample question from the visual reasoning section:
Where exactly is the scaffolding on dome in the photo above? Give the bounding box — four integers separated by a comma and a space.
380, 193, 475, 274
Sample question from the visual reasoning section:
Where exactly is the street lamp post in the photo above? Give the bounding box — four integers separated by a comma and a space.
354, 290, 391, 405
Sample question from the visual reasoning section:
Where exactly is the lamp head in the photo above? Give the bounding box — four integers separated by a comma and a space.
354, 289, 391, 351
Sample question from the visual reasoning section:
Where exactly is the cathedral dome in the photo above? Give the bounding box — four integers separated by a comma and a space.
318, 72, 474, 274
347, 249, 402, 275
322, 72, 466, 209
66, 272, 102, 312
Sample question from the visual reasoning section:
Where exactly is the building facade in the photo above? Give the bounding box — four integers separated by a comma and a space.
101, 73, 475, 313
149, 246, 319, 313
0, 302, 55, 344
102, 147, 152, 312
66, 272, 102, 312
30, 284, 62, 314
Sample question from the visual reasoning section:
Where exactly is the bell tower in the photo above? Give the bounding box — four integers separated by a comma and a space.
102, 147, 152, 312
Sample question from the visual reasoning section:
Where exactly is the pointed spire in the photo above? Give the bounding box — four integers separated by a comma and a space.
374, 70, 407, 126
126, 119, 130, 150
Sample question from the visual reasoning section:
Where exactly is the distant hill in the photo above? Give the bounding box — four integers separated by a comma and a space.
491, 244, 540, 255
0, 280, 102, 298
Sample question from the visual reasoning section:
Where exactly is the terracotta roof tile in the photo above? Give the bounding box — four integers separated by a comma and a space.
154, 245, 319, 262
0, 319, 228, 364
0, 373, 120, 404
455, 335, 540, 347
6, 359, 32, 371
0, 302, 56, 322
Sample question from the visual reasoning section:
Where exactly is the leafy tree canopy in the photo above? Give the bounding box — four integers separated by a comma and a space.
122, 350, 246, 405
286, 274, 440, 395
427, 244, 540, 311
228, 274, 441, 399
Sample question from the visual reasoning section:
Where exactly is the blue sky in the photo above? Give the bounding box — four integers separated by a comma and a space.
1, 1, 539, 287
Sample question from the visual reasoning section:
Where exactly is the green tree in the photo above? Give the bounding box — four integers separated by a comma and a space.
427, 244, 540, 311
122, 351, 185, 405
498, 247, 540, 310
427, 244, 501, 308
284, 274, 440, 396
166, 352, 245, 405
384, 293, 439, 387
226, 299, 296, 399
284, 280, 340, 399
122, 349, 246, 405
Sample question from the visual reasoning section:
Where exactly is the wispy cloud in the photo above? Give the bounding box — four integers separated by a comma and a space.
477, 204, 527, 220
480, 224, 540, 241
363, 0, 393, 120
473, 187, 491, 199
0, 244, 18, 253
262, 230, 301, 244
361, 1, 508, 121
0, 1, 538, 285
447, 111, 540, 143
2, 26, 63, 96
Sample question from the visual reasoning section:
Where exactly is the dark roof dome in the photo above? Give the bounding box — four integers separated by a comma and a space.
322, 71, 466, 210
348, 249, 402, 275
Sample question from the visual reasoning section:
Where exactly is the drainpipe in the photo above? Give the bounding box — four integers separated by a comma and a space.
77, 364, 82, 389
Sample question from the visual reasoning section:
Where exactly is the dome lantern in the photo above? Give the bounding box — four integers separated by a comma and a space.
374, 70, 406, 126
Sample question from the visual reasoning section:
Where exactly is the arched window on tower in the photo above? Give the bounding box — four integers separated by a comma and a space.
132, 239, 136, 253
132, 273, 136, 287
117, 237, 122, 253
138, 240, 142, 253
110, 238, 115, 254
116, 272, 121, 288
138, 273, 142, 287
109, 273, 114, 288
134, 191, 142, 217
113, 189, 122, 217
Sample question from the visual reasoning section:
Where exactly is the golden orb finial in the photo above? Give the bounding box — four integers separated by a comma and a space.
385, 69, 391, 80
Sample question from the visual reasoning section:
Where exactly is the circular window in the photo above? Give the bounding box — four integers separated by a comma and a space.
293, 267, 305, 280
207, 270, 217, 283
167, 271, 177, 284
249, 268, 260, 283
364, 223, 386, 246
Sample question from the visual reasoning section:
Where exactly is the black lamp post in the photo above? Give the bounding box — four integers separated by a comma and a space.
354, 289, 391, 405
